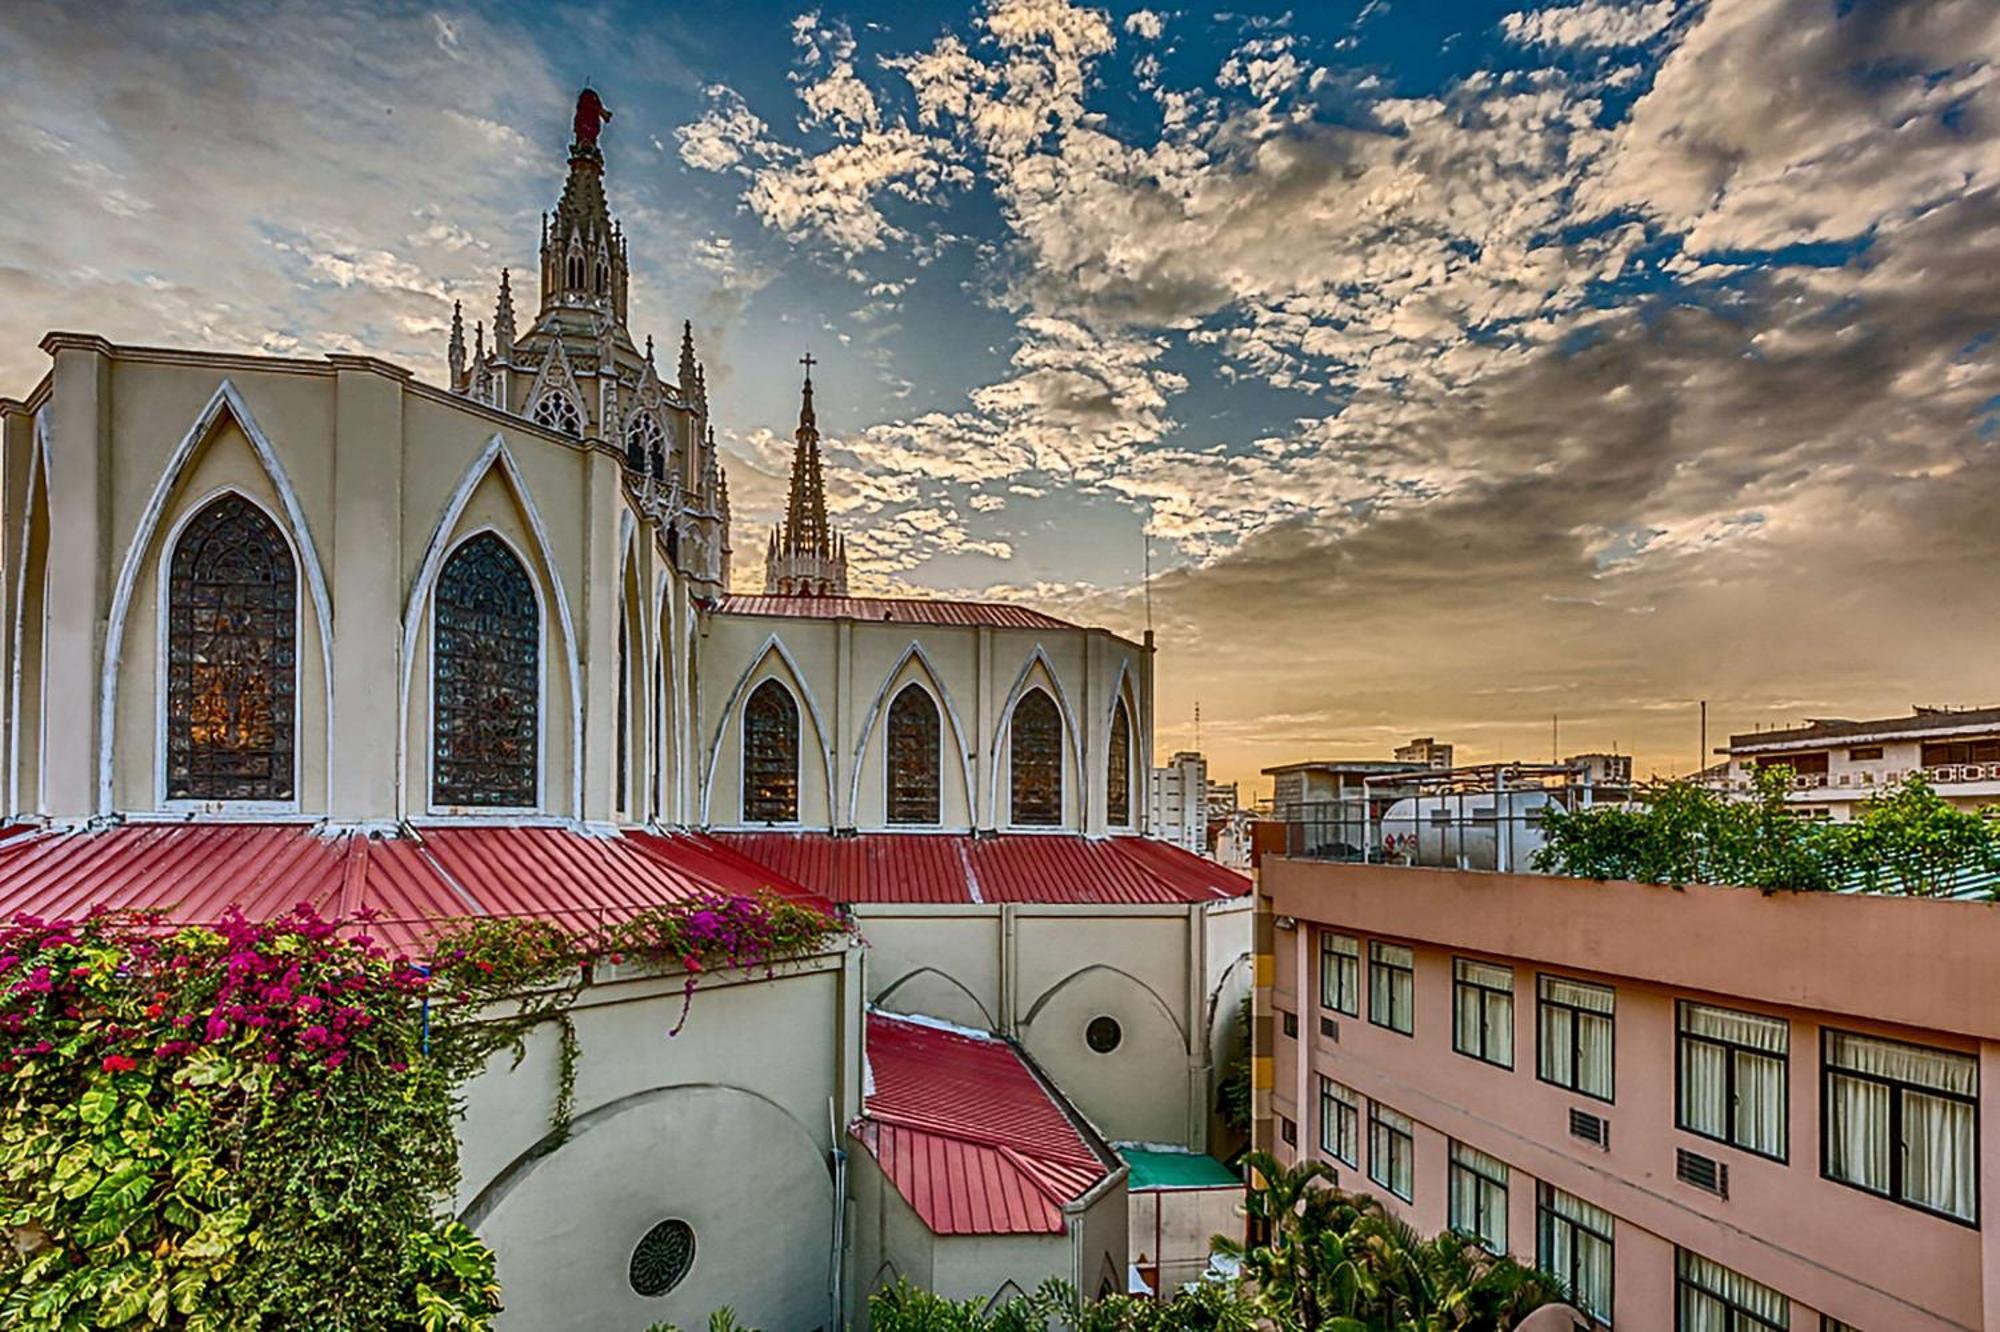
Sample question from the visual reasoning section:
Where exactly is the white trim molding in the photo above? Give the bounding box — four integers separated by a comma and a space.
98, 380, 335, 816
845, 640, 977, 829
987, 644, 1085, 832
700, 632, 835, 827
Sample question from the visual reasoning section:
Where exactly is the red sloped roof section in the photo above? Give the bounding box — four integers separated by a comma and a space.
710, 832, 1249, 906
856, 1013, 1107, 1235
0, 824, 837, 953
713, 594, 1080, 632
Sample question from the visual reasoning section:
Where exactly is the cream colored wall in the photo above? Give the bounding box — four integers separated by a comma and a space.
857, 902, 1249, 1150
695, 614, 1151, 833
1, 342, 688, 826
458, 948, 862, 1332
847, 1146, 938, 1327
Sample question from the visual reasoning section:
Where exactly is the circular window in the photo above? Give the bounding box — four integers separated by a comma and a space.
629, 1218, 696, 1297
1086, 1015, 1122, 1054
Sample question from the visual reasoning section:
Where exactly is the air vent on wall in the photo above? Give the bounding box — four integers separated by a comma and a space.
1319, 1016, 1339, 1042
1568, 1108, 1609, 1148
1677, 1148, 1729, 1198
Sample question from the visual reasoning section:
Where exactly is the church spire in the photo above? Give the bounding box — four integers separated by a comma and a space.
540, 88, 627, 323
765, 353, 848, 596
447, 300, 466, 389
494, 268, 516, 358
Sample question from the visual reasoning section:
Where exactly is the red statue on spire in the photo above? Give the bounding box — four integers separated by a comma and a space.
573, 88, 612, 145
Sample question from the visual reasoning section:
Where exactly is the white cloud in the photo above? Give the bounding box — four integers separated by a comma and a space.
1501, 1, 1680, 50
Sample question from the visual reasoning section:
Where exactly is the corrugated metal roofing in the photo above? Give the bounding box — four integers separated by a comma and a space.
712, 831, 1250, 906
0, 823, 834, 953
854, 1012, 1109, 1235
712, 594, 1081, 632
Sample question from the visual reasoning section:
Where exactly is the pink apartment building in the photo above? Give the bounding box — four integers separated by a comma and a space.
1258, 858, 2000, 1332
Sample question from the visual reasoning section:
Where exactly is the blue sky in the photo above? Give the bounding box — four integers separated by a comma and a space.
3, 0, 1998, 789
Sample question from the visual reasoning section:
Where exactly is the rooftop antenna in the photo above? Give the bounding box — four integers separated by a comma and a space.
1551, 713, 1559, 764
1195, 700, 1202, 755
1700, 700, 1708, 776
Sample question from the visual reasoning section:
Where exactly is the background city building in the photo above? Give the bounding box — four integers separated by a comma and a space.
1711, 705, 2000, 820
1150, 750, 1210, 856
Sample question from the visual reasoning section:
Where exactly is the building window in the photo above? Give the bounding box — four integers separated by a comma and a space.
1449, 1142, 1508, 1254
1679, 1002, 1788, 1160
626, 411, 664, 475
1368, 1102, 1414, 1201
1321, 931, 1360, 1016
1369, 941, 1414, 1035
1281, 1009, 1298, 1039
629, 1218, 695, 1297
1676, 1248, 1787, 1332
1453, 959, 1515, 1068
1847, 745, 1883, 762
533, 390, 582, 437
742, 679, 800, 823
615, 600, 630, 815
1823, 1029, 1977, 1223
1009, 687, 1063, 826
1279, 1115, 1297, 1147
432, 532, 538, 809
885, 683, 942, 825
1538, 1185, 1613, 1325
1538, 975, 1615, 1102
1106, 696, 1132, 827
165, 494, 297, 803
1320, 1077, 1359, 1167
1086, 1015, 1122, 1053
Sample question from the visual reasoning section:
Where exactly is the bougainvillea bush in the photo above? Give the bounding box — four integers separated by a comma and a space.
0, 890, 846, 1330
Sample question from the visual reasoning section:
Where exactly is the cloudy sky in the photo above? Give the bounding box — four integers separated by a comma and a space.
3, 0, 1997, 793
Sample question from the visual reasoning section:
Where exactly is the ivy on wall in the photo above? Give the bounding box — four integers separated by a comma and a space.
0, 890, 847, 1330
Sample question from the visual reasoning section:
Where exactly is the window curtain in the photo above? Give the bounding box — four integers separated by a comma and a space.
1827, 1031, 1976, 1218
1732, 1049, 1786, 1156
1578, 1010, 1614, 1097
1322, 933, 1359, 1012
1450, 1143, 1508, 1253
1678, 1250, 1787, 1332
1681, 1005, 1788, 1155
1486, 989, 1515, 1065
1680, 1038, 1729, 1138
1539, 1002, 1571, 1083
1321, 1078, 1359, 1163
1544, 1191, 1613, 1323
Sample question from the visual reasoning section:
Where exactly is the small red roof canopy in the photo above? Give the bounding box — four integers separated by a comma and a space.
854, 1012, 1112, 1235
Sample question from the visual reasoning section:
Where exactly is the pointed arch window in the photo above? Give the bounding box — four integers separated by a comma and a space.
1010, 687, 1063, 827
743, 678, 799, 823
534, 391, 582, 437
432, 532, 539, 809
886, 683, 942, 825
1107, 696, 1133, 828
566, 249, 586, 292
165, 493, 296, 802
626, 412, 664, 475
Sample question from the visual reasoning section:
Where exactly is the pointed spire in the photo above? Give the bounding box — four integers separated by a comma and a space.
765, 352, 846, 596
494, 268, 516, 358
677, 320, 698, 397
798, 351, 818, 432
645, 333, 655, 366
447, 300, 466, 390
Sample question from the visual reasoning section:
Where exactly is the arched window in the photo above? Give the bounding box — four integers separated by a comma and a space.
1107, 696, 1132, 828
1009, 687, 1062, 826
165, 494, 296, 802
566, 250, 586, 291
886, 683, 941, 825
626, 412, 663, 475
432, 532, 539, 808
596, 256, 611, 295
534, 391, 582, 437
742, 678, 799, 823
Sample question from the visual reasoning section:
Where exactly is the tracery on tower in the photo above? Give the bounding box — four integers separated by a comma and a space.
764, 353, 849, 596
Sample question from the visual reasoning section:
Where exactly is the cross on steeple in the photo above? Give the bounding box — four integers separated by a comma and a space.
799, 352, 817, 378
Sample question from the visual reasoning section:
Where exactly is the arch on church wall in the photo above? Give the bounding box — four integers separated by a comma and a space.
100, 382, 332, 816
400, 434, 581, 820
1020, 962, 1192, 1145
848, 642, 975, 830
1102, 662, 1140, 832
459, 1081, 833, 1331
700, 635, 833, 828
9, 418, 50, 815
614, 529, 646, 821
989, 647, 1084, 832
873, 966, 997, 1033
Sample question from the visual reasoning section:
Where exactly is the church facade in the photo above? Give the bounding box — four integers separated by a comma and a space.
0, 91, 1247, 1328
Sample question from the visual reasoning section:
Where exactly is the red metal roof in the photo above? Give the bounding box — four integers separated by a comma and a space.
854, 1012, 1109, 1235
713, 594, 1081, 632
712, 832, 1250, 906
0, 823, 833, 953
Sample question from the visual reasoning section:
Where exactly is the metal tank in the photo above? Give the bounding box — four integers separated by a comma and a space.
1377, 787, 1563, 872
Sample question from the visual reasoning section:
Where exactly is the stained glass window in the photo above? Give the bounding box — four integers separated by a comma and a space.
886, 683, 941, 825
534, 391, 581, 437
166, 494, 296, 802
432, 532, 539, 808
1010, 687, 1063, 826
626, 412, 664, 475
1107, 696, 1132, 827
743, 678, 799, 823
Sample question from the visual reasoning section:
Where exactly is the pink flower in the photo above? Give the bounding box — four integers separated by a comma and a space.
100, 1053, 138, 1074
